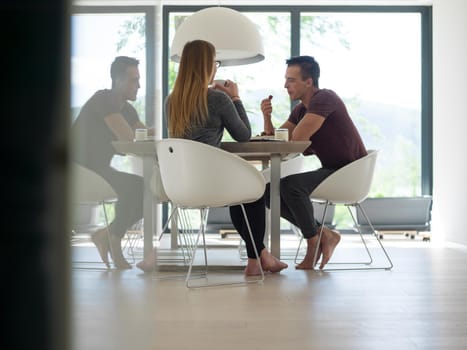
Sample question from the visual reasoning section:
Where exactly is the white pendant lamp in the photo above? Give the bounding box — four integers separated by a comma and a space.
170, 7, 265, 66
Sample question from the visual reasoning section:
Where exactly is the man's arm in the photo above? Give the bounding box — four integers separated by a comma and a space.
104, 113, 134, 141
290, 112, 325, 141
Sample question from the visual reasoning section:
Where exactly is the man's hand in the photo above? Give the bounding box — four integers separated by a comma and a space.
260, 95, 275, 136
260, 95, 273, 119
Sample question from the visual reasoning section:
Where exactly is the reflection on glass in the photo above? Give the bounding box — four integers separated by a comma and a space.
71, 13, 147, 173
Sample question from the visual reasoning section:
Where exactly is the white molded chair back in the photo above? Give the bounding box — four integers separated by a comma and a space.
156, 138, 266, 288
149, 156, 189, 269
156, 138, 266, 208
311, 150, 378, 204
150, 160, 169, 204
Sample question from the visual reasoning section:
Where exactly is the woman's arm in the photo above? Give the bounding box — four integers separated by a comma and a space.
220, 97, 251, 142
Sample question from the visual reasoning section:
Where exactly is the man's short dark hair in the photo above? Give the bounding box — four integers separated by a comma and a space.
110, 56, 139, 84
286, 56, 320, 88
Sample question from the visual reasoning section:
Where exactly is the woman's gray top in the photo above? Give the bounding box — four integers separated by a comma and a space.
166, 88, 251, 147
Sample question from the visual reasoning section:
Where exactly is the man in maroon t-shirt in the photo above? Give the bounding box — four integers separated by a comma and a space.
261, 55, 367, 270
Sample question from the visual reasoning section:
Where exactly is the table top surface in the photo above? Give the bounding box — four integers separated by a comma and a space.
220, 140, 310, 154
112, 140, 311, 159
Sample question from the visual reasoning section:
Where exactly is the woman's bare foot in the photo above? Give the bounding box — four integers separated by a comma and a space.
319, 228, 341, 269
296, 234, 320, 270
109, 235, 132, 269
136, 249, 157, 273
244, 258, 263, 276
91, 228, 110, 268
260, 249, 288, 273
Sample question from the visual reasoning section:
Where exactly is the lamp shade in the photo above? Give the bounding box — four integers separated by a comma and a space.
170, 7, 265, 66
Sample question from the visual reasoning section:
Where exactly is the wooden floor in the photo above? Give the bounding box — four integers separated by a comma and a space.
71, 234, 467, 350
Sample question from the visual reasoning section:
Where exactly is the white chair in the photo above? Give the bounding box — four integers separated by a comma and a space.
70, 163, 117, 270
124, 159, 195, 274
156, 138, 265, 288
149, 160, 194, 268
295, 150, 393, 270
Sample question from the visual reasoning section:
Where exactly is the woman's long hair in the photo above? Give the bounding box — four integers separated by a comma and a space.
168, 40, 216, 138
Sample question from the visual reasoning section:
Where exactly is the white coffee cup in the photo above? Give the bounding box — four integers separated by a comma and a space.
135, 128, 148, 141
274, 128, 289, 141
212, 79, 227, 87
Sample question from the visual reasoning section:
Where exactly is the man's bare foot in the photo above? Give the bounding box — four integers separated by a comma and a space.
260, 249, 288, 273
109, 235, 132, 269
244, 258, 263, 276
319, 227, 341, 269
136, 249, 157, 273
296, 234, 320, 270
91, 228, 110, 268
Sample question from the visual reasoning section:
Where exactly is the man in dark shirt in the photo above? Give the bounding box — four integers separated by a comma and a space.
72, 56, 153, 269
261, 55, 367, 270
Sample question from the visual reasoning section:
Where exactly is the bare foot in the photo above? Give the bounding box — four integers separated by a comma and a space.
91, 228, 110, 268
319, 227, 341, 269
109, 235, 132, 269
244, 258, 263, 276
260, 249, 288, 273
296, 234, 320, 270
136, 249, 157, 273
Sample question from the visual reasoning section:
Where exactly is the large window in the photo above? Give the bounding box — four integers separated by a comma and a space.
301, 12, 423, 197
71, 6, 155, 172
163, 6, 432, 200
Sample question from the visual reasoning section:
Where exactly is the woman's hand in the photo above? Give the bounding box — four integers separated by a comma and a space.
213, 79, 240, 100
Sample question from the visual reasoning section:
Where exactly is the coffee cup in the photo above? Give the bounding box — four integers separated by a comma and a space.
212, 79, 227, 87
274, 128, 289, 141
135, 128, 148, 141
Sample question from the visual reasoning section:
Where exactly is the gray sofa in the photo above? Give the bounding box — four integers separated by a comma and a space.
356, 196, 433, 239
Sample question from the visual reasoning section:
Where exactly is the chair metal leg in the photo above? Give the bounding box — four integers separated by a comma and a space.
354, 203, 393, 270
294, 201, 330, 265
123, 219, 142, 263
72, 200, 113, 271
201, 208, 209, 272
156, 205, 177, 242
294, 201, 393, 271
347, 205, 374, 265
149, 204, 208, 281
186, 205, 264, 288
240, 204, 265, 282
154, 205, 193, 265
152, 207, 202, 280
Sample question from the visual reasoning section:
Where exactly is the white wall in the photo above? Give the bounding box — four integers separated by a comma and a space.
432, 0, 467, 246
